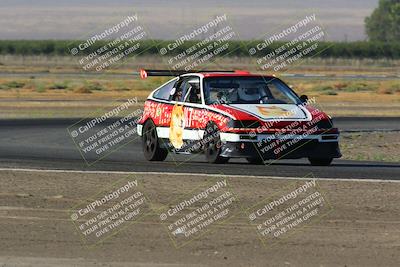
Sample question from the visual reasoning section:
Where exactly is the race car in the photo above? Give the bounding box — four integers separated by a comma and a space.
137, 69, 341, 165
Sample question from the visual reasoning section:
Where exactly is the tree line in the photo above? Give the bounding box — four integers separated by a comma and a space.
0, 40, 399, 59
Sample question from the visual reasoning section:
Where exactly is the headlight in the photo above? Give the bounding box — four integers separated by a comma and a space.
316, 119, 333, 129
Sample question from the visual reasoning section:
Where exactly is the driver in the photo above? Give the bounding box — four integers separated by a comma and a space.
238, 87, 260, 103
216, 91, 227, 104
188, 82, 201, 103
173, 89, 182, 101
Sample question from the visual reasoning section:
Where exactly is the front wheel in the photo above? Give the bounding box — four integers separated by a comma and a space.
142, 120, 168, 161
308, 158, 333, 166
203, 123, 229, 164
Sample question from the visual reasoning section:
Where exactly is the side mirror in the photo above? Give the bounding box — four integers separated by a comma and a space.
300, 94, 308, 103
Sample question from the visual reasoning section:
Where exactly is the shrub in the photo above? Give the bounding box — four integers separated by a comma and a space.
49, 82, 69, 90
84, 82, 104, 91
4, 81, 25, 88
322, 90, 338, 95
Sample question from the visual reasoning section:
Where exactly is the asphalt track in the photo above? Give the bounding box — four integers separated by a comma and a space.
0, 117, 399, 180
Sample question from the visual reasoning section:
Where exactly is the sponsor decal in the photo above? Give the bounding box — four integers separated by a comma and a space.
156, 106, 162, 118
229, 104, 308, 120
256, 106, 288, 117
169, 104, 185, 148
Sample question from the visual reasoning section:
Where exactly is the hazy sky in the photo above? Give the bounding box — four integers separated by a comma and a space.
0, 0, 378, 41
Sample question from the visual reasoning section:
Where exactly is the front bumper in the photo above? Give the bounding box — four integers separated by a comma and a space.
219, 132, 341, 159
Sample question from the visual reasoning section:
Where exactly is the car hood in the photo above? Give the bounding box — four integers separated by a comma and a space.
215, 104, 312, 121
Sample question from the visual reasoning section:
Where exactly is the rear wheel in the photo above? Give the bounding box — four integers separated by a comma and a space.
308, 157, 333, 166
203, 123, 229, 164
142, 120, 168, 161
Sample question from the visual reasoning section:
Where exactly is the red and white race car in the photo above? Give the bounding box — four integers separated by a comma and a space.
137, 69, 341, 165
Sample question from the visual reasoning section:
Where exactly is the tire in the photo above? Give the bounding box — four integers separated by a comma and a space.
308, 158, 333, 166
203, 123, 229, 164
246, 157, 265, 165
142, 120, 168, 161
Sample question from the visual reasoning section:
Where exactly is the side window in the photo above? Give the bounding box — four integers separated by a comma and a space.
171, 78, 188, 102
183, 77, 201, 104
169, 76, 201, 103
153, 78, 177, 100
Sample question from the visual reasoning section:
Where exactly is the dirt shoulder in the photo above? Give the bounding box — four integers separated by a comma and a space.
0, 170, 399, 266
341, 132, 400, 162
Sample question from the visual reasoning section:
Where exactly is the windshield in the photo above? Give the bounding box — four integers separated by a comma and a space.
203, 76, 301, 105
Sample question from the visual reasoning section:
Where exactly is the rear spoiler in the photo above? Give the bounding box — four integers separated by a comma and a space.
138, 69, 249, 79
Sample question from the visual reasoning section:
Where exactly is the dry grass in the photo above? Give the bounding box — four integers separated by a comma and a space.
341, 132, 400, 162
0, 77, 165, 99
0, 55, 399, 118
1, 76, 399, 118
